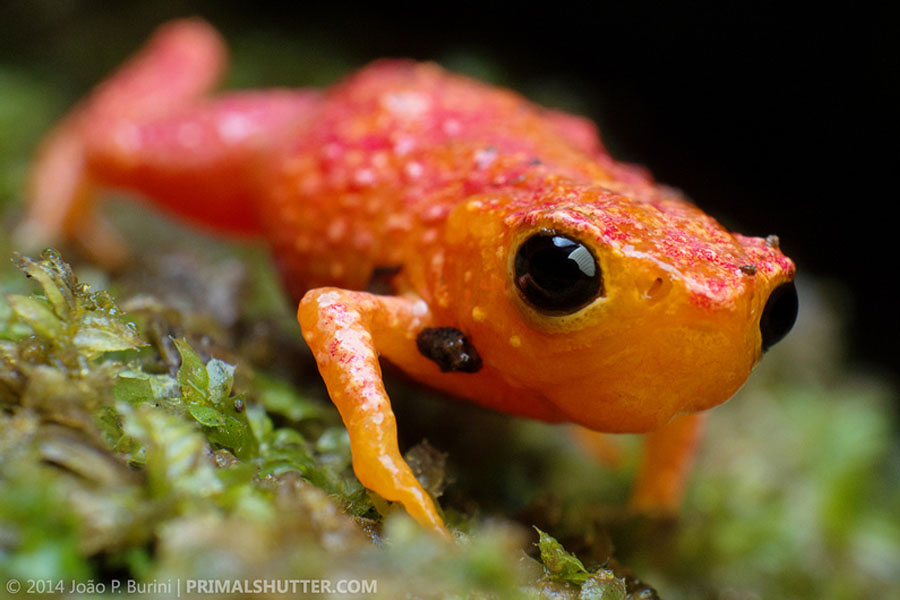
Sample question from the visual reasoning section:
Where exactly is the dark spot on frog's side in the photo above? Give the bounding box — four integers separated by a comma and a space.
367, 264, 402, 295
416, 327, 483, 373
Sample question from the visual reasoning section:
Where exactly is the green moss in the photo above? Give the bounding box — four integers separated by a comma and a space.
536, 526, 593, 585
0, 250, 555, 596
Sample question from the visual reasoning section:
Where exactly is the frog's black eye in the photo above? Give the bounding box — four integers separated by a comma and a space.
514, 232, 603, 314
760, 281, 798, 352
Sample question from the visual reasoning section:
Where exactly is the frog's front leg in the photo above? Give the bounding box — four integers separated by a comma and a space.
628, 413, 707, 513
297, 288, 449, 538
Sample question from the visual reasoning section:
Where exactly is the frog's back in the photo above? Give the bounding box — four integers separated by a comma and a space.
260, 60, 633, 299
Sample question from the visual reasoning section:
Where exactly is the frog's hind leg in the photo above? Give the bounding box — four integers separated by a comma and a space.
20, 19, 321, 266
20, 19, 225, 265
80, 89, 321, 238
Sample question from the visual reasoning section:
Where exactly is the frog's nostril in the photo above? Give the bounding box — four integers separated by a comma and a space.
644, 276, 669, 301
760, 281, 798, 352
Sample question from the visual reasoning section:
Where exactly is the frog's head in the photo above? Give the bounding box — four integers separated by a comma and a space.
446, 183, 797, 432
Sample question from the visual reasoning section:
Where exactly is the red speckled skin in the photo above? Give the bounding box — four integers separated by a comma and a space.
23, 20, 795, 535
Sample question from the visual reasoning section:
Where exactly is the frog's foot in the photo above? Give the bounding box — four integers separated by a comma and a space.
298, 288, 451, 539
628, 413, 706, 514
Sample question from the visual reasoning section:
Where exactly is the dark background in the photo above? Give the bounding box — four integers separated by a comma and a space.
1, 1, 896, 381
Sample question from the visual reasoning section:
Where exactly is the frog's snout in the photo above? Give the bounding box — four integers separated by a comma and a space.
759, 280, 798, 351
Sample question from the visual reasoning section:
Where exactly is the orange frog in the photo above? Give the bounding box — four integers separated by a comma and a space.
21, 20, 797, 537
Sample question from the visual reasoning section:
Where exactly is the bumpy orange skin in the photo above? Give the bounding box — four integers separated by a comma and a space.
23, 20, 795, 536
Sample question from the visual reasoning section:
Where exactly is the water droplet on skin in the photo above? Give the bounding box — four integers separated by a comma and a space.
405, 162, 424, 178
442, 119, 461, 135
354, 168, 376, 185
218, 113, 256, 143
383, 91, 430, 119
385, 213, 413, 232
394, 135, 415, 155
372, 152, 389, 168
474, 147, 497, 170
327, 219, 347, 242
422, 228, 438, 244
